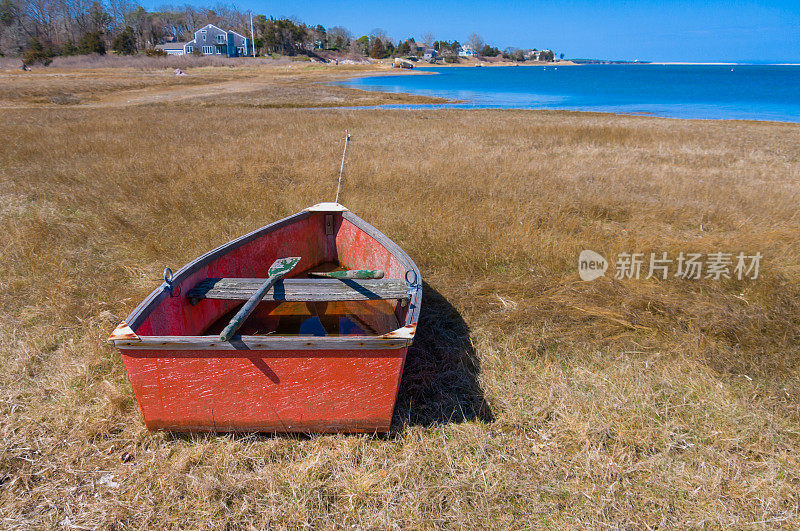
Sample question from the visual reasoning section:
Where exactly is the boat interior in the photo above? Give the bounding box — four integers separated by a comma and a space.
196, 262, 408, 337
127, 208, 419, 340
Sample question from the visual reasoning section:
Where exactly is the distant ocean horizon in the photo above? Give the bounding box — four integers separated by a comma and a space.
339, 64, 800, 122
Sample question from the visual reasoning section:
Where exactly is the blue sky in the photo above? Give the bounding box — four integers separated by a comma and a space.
150, 1, 800, 62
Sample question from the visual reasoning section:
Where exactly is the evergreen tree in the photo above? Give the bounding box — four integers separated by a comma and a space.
61, 40, 78, 56
480, 44, 500, 57
397, 40, 411, 56
79, 32, 106, 54
356, 35, 369, 55
112, 26, 136, 55
23, 37, 53, 65
369, 37, 387, 58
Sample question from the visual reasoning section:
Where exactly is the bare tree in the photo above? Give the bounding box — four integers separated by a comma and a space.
60, 0, 89, 39
106, 0, 136, 32
24, 0, 56, 41
0, 0, 27, 54
369, 27, 387, 41
154, 9, 189, 42
468, 32, 483, 53
124, 6, 147, 47
213, 4, 248, 35
328, 25, 350, 50
421, 31, 434, 46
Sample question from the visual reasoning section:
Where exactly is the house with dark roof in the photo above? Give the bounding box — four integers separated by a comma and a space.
156, 24, 250, 57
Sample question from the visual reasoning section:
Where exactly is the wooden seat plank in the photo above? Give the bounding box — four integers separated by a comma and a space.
188, 278, 408, 305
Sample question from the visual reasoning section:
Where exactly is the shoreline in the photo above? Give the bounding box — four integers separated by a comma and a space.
650, 61, 800, 66
3, 60, 798, 125
332, 66, 800, 125
372, 59, 800, 68
414, 59, 577, 67
308, 100, 800, 127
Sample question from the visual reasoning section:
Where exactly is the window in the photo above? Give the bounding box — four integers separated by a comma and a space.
201, 29, 206, 42
216, 34, 226, 44
185, 46, 193, 53
202, 46, 213, 54
237, 47, 245, 55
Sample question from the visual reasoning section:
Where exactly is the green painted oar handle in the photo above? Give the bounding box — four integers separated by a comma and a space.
219, 257, 300, 342
308, 269, 385, 279
219, 275, 281, 341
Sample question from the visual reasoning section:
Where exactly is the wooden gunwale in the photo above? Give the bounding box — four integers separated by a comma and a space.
115, 335, 409, 351
341, 210, 422, 328
123, 210, 312, 331
113, 207, 421, 351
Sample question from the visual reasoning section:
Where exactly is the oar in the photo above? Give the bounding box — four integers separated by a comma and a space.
308, 269, 385, 279
219, 257, 301, 342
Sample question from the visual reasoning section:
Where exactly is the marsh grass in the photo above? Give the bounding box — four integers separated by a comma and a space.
0, 67, 799, 527
0, 62, 440, 108
2, 54, 319, 71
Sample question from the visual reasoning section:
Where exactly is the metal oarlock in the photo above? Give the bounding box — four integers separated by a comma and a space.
163, 267, 180, 297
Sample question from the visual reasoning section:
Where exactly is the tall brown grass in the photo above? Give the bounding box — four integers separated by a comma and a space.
0, 62, 437, 108
0, 67, 799, 527
1, 53, 323, 71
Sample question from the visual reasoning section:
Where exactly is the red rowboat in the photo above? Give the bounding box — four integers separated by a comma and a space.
109, 203, 421, 433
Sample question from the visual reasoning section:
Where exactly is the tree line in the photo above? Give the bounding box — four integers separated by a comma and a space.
0, 0, 559, 65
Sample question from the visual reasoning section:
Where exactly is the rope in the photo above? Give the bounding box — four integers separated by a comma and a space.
335, 130, 351, 204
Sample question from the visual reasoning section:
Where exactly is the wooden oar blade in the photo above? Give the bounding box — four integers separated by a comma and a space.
268, 257, 301, 277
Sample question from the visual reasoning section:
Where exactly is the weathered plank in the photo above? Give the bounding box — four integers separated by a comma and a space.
188, 278, 408, 305
219, 257, 301, 342
114, 335, 409, 350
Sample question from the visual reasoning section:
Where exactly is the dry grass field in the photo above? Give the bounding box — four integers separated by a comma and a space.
0, 60, 442, 108
1, 61, 799, 528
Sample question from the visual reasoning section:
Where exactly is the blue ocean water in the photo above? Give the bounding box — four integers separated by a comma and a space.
339, 64, 800, 122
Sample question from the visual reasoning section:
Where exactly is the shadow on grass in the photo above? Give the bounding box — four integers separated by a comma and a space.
392, 282, 494, 429
158, 282, 491, 443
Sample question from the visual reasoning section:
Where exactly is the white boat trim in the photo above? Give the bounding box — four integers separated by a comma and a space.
305, 202, 349, 212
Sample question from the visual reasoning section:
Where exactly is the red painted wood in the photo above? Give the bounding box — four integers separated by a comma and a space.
121, 348, 407, 432
116, 209, 415, 433
336, 218, 404, 278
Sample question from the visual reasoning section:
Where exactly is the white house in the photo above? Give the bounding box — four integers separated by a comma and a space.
458, 44, 478, 58
525, 49, 554, 61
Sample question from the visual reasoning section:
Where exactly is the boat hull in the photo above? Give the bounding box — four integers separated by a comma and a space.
122, 347, 407, 433
110, 204, 421, 433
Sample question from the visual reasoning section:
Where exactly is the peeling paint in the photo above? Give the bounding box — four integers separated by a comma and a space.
108, 321, 140, 342
381, 322, 417, 340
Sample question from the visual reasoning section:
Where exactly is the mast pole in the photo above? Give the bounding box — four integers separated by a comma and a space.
250, 12, 255, 58
335, 130, 351, 204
